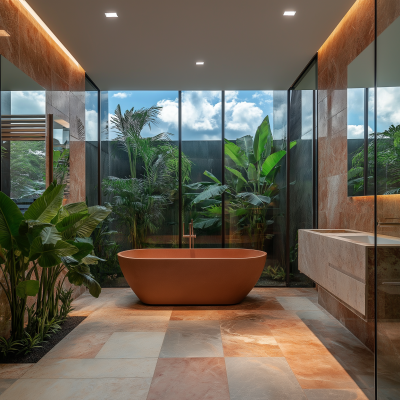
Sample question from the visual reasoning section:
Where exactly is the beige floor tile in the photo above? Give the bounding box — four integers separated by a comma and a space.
225, 357, 306, 400
276, 297, 320, 311
304, 388, 374, 400
0, 378, 151, 400
21, 358, 157, 379
95, 332, 165, 358
0, 379, 16, 395
0, 364, 35, 379
43, 332, 112, 359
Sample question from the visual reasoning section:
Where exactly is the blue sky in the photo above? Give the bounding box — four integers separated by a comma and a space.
108, 90, 274, 141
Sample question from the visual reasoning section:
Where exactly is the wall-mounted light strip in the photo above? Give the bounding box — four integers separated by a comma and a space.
18, 0, 81, 67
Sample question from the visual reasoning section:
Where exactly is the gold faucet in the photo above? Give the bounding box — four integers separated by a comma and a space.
183, 219, 196, 248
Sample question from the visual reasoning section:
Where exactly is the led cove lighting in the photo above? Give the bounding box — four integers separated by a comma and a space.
105, 12, 118, 17
0, 30, 10, 37
18, 0, 80, 67
196, 61, 204, 65
284, 11, 296, 16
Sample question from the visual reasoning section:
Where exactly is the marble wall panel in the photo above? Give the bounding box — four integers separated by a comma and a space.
0, 0, 86, 338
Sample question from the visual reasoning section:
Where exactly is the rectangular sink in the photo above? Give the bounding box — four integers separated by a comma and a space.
337, 235, 400, 245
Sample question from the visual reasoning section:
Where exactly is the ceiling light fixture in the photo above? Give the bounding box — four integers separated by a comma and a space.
196, 61, 204, 65
0, 30, 10, 37
105, 12, 118, 17
284, 11, 296, 16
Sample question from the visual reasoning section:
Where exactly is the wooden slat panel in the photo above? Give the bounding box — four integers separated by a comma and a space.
1, 114, 45, 118
1, 123, 46, 128
2, 128, 46, 133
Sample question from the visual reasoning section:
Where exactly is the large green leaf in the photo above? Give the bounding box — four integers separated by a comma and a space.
16, 280, 39, 299
75, 206, 112, 238
67, 265, 101, 298
253, 116, 271, 162
40, 226, 62, 245
224, 140, 248, 168
0, 192, 24, 249
65, 240, 94, 263
192, 185, 229, 204
236, 135, 254, 159
56, 212, 87, 232
82, 254, 105, 265
225, 166, 247, 184
203, 170, 221, 184
24, 183, 65, 223
193, 217, 221, 229
236, 192, 271, 206
247, 163, 257, 181
261, 150, 287, 177
29, 237, 78, 268
63, 202, 88, 215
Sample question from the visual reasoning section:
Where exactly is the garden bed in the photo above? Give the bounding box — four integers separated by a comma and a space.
0, 316, 86, 364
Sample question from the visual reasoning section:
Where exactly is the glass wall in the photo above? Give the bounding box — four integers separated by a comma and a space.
289, 61, 317, 287
376, 1, 400, 397
1, 56, 46, 212
102, 91, 179, 251
182, 91, 222, 248
85, 77, 99, 206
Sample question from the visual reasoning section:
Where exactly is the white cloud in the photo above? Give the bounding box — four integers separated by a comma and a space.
11, 91, 45, 115
348, 124, 373, 139
157, 99, 179, 126
377, 87, 400, 130
85, 109, 98, 141
225, 100, 263, 133
112, 92, 130, 99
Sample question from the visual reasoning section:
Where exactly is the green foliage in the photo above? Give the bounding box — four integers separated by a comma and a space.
103, 104, 192, 249
263, 265, 286, 281
188, 115, 296, 250
0, 182, 110, 356
8, 141, 46, 200
90, 218, 121, 285
348, 124, 400, 195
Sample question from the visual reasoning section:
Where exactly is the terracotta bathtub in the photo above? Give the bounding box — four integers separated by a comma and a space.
118, 248, 267, 305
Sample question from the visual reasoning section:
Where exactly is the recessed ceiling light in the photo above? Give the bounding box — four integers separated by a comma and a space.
105, 12, 118, 17
196, 61, 204, 65
284, 11, 296, 16
0, 30, 10, 37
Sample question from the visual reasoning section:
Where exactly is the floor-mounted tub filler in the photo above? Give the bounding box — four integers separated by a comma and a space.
118, 248, 267, 305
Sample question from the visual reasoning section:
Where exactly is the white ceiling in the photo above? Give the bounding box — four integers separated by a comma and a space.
27, 0, 356, 90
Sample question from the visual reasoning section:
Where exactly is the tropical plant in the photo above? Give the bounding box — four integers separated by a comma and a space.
348, 124, 400, 195
103, 104, 191, 249
91, 218, 121, 285
263, 265, 286, 281
0, 181, 111, 346
188, 115, 296, 250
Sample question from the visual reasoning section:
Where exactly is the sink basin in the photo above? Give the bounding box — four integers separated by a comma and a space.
337, 235, 400, 245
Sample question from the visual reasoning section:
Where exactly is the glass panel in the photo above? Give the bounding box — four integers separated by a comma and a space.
85, 78, 99, 206
289, 86, 315, 287
103, 91, 179, 251
224, 90, 287, 286
1, 56, 46, 213
376, 1, 400, 396
182, 91, 222, 248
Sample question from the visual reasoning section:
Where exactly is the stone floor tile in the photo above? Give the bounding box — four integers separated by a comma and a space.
95, 332, 165, 358
159, 321, 224, 358
0, 379, 16, 395
276, 297, 320, 311
220, 319, 283, 357
286, 355, 360, 389
225, 357, 307, 400
0, 364, 35, 379
147, 358, 230, 400
72, 315, 169, 333
0, 378, 151, 400
43, 331, 112, 359
304, 388, 374, 400
21, 358, 157, 379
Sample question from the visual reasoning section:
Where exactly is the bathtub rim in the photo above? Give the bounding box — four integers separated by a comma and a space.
118, 248, 267, 261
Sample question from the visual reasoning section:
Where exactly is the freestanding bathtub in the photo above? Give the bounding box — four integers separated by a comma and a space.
118, 248, 267, 305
